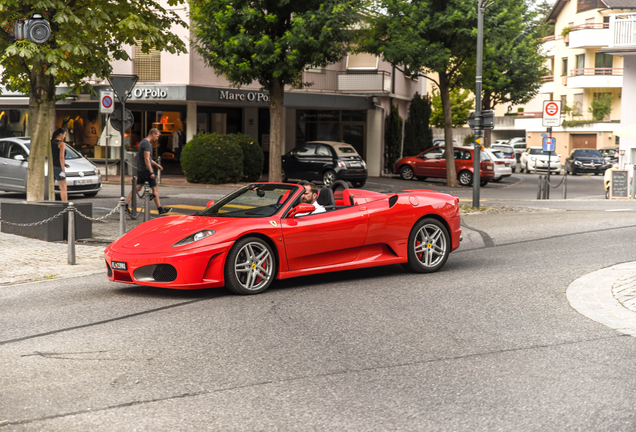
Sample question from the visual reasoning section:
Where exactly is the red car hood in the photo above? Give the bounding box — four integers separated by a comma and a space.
111, 216, 235, 251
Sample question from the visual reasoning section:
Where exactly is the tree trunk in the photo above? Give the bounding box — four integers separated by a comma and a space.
439, 73, 457, 187
268, 78, 284, 182
27, 63, 56, 202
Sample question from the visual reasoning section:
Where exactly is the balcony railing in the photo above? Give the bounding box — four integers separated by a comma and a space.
569, 68, 623, 76
539, 35, 556, 42
541, 75, 554, 82
571, 22, 609, 30
295, 70, 392, 93
609, 13, 636, 47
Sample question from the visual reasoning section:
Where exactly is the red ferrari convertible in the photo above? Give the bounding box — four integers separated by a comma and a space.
104, 182, 462, 295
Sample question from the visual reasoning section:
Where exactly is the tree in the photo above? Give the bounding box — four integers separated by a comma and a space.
0, 1, 187, 201
190, 0, 362, 182
358, 0, 477, 187
403, 92, 432, 157
384, 103, 402, 172
430, 88, 473, 128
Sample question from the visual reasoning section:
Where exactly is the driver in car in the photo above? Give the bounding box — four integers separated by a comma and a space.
296, 182, 326, 216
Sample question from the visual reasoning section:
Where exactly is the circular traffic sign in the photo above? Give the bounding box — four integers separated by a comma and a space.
545, 102, 559, 116
101, 95, 113, 109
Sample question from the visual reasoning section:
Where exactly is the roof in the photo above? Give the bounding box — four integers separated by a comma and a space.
547, 0, 636, 22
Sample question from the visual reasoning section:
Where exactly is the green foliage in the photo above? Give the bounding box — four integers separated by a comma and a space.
589, 94, 613, 121
457, 0, 548, 110
532, 0, 556, 39
403, 92, 433, 156
0, 1, 187, 96
190, 0, 361, 89
181, 134, 243, 184
463, 133, 475, 146
384, 104, 403, 172
430, 88, 473, 128
234, 133, 264, 182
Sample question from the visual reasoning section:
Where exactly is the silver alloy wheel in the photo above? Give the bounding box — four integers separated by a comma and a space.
323, 170, 337, 186
413, 223, 447, 268
458, 170, 472, 186
400, 165, 414, 180
233, 241, 273, 291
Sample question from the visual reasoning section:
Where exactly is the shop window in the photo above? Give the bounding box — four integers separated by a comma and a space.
134, 41, 161, 82
346, 53, 378, 71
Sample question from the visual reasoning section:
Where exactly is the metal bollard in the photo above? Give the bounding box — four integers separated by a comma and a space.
144, 181, 151, 222
119, 197, 126, 237
563, 174, 567, 200
157, 156, 162, 184
537, 176, 543, 200
131, 175, 137, 218
68, 202, 76, 265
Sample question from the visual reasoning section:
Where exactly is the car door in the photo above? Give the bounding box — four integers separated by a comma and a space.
281, 206, 369, 271
3, 142, 28, 191
414, 147, 445, 178
0, 141, 8, 190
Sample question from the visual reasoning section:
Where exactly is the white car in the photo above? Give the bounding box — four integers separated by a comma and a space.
484, 148, 512, 182
519, 146, 561, 174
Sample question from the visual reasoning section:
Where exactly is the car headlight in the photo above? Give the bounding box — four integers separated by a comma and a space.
574, 160, 582, 165
172, 230, 216, 247
530, 157, 536, 161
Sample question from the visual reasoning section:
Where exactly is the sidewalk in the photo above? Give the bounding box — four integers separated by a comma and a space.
0, 175, 249, 286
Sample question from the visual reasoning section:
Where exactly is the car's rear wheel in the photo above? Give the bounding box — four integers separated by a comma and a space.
323, 170, 337, 186
225, 237, 276, 295
351, 179, 366, 188
480, 180, 489, 187
457, 170, 473, 186
399, 165, 414, 180
402, 218, 450, 273
282, 169, 287, 182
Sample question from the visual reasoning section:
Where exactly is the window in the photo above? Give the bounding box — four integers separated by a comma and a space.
134, 41, 161, 82
316, 145, 331, 156
295, 144, 316, 157
560, 95, 567, 107
423, 147, 445, 159
346, 53, 378, 70
0, 141, 8, 158
575, 54, 585, 75
561, 58, 568, 77
595, 53, 613, 74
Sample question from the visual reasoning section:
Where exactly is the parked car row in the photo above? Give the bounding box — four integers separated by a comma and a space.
0, 137, 102, 197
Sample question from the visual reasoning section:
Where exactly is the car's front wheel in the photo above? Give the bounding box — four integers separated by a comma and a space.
399, 165, 415, 181
224, 237, 276, 295
402, 218, 450, 273
323, 170, 337, 186
457, 170, 473, 186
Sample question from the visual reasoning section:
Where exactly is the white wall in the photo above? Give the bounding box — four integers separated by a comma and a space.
620, 55, 636, 164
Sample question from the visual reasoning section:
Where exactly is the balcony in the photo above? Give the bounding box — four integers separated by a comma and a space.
539, 75, 554, 94
293, 70, 392, 93
609, 14, 636, 48
568, 23, 610, 49
567, 68, 623, 88
539, 36, 555, 57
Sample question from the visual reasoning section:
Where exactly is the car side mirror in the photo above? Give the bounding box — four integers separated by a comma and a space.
287, 203, 315, 218
14, 155, 25, 162
206, 200, 215, 208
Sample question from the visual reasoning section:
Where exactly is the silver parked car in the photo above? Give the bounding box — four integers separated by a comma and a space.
0, 137, 102, 197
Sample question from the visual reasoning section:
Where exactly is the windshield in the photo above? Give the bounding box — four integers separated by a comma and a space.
199, 184, 298, 218
24, 142, 83, 160
573, 149, 602, 158
529, 148, 557, 156
492, 145, 513, 153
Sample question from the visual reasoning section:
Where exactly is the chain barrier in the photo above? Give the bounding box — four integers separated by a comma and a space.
75, 203, 121, 222
537, 174, 568, 200
0, 206, 70, 227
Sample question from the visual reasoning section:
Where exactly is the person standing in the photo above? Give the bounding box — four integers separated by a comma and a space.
51, 128, 69, 201
125, 128, 172, 215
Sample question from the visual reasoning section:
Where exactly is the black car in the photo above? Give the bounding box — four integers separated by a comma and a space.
599, 146, 619, 166
565, 148, 611, 175
282, 141, 368, 187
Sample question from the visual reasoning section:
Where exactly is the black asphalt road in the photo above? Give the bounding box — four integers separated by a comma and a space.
2, 174, 636, 430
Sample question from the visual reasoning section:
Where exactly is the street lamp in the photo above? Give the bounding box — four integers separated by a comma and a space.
473, 0, 495, 208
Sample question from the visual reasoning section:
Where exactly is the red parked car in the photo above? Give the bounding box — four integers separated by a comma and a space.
393, 146, 495, 186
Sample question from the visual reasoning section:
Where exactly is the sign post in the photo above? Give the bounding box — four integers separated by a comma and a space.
542, 101, 562, 199
107, 75, 138, 198
99, 91, 114, 182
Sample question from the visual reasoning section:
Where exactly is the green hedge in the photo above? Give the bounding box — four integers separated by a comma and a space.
181, 133, 243, 184
234, 133, 264, 182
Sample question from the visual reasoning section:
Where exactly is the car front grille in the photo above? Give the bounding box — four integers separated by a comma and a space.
153, 264, 177, 282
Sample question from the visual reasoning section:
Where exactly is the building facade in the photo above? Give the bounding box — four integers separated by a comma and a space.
0, 2, 424, 178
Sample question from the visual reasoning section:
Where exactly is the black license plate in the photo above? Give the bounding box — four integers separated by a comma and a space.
111, 261, 127, 270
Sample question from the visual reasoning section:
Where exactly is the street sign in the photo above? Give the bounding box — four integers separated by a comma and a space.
110, 108, 134, 132
99, 90, 114, 114
107, 74, 138, 103
542, 137, 556, 152
542, 100, 562, 127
